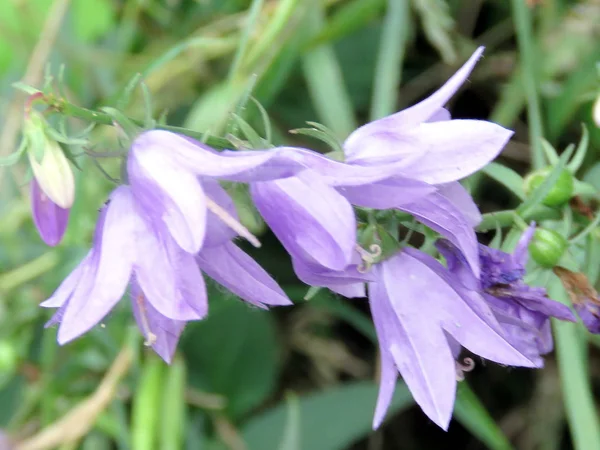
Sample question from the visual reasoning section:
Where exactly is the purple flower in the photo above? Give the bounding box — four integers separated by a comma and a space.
436, 225, 576, 365
341, 47, 513, 276
129, 130, 433, 292
574, 301, 600, 333
42, 185, 290, 362
370, 248, 538, 430
31, 178, 69, 246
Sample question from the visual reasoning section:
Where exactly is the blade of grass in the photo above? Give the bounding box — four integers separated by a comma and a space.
301, 4, 357, 139
454, 383, 513, 450
510, 0, 544, 169
370, 0, 410, 120
228, 0, 265, 82
549, 277, 600, 450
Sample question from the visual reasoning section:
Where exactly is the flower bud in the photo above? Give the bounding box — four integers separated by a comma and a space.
524, 168, 574, 207
593, 94, 600, 128
528, 228, 567, 268
24, 111, 75, 209
31, 178, 70, 246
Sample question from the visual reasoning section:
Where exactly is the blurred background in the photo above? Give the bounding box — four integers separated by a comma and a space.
1, 0, 600, 449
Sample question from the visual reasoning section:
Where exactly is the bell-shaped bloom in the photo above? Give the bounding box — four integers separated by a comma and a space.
436, 225, 576, 365
31, 178, 69, 246
128, 130, 435, 257
344, 47, 511, 183
339, 47, 512, 277
370, 248, 538, 430
41, 185, 291, 362
250, 171, 356, 271
27, 138, 75, 209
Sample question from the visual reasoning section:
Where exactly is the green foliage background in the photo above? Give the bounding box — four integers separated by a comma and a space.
1, 0, 600, 449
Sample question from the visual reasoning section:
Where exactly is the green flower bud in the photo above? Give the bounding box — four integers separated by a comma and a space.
528, 228, 568, 268
524, 167, 574, 207
24, 111, 75, 208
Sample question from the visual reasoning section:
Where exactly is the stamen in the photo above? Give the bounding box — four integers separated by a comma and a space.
355, 244, 382, 273
136, 294, 157, 347
205, 196, 261, 248
455, 357, 475, 381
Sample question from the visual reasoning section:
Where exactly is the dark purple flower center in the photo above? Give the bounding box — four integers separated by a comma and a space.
479, 245, 525, 290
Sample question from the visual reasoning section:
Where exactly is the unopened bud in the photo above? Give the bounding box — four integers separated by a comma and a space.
529, 228, 568, 268
593, 94, 600, 128
24, 111, 75, 209
524, 168, 574, 207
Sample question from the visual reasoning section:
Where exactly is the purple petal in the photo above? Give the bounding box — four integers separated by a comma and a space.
134, 217, 207, 320
513, 223, 536, 267
31, 179, 69, 246
370, 262, 456, 429
398, 120, 513, 184
428, 108, 451, 122
574, 302, 600, 333
434, 239, 480, 290
370, 293, 399, 429
130, 281, 186, 363
329, 283, 366, 298
197, 241, 292, 308
401, 191, 480, 277
251, 172, 356, 270
400, 249, 538, 368
336, 177, 435, 209
57, 187, 137, 344
40, 252, 92, 308
344, 47, 485, 162
202, 179, 239, 247
437, 182, 482, 227
129, 147, 207, 253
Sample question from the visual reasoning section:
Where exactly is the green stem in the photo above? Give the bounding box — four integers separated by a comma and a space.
476, 206, 560, 232
0, 251, 60, 293
45, 96, 232, 149
510, 0, 544, 169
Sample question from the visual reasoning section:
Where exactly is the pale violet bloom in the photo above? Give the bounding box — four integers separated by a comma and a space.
129, 130, 432, 274
31, 178, 69, 246
370, 248, 539, 430
342, 46, 512, 277
42, 185, 290, 362
436, 225, 576, 366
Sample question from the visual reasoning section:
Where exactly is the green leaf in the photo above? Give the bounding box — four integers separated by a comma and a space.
0, 144, 26, 167
289, 127, 342, 153
241, 381, 414, 450
72, 0, 114, 42
11, 82, 41, 95
301, 5, 357, 139
308, 0, 386, 48
370, 0, 410, 120
160, 357, 187, 450
567, 125, 589, 173
454, 383, 514, 450
411, 0, 457, 64
131, 355, 165, 450
228, 0, 265, 81
232, 114, 268, 148
481, 163, 526, 200
181, 297, 281, 419
278, 393, 301, 450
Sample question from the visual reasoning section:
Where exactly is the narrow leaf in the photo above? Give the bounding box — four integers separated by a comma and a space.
482, 163, 526, 200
